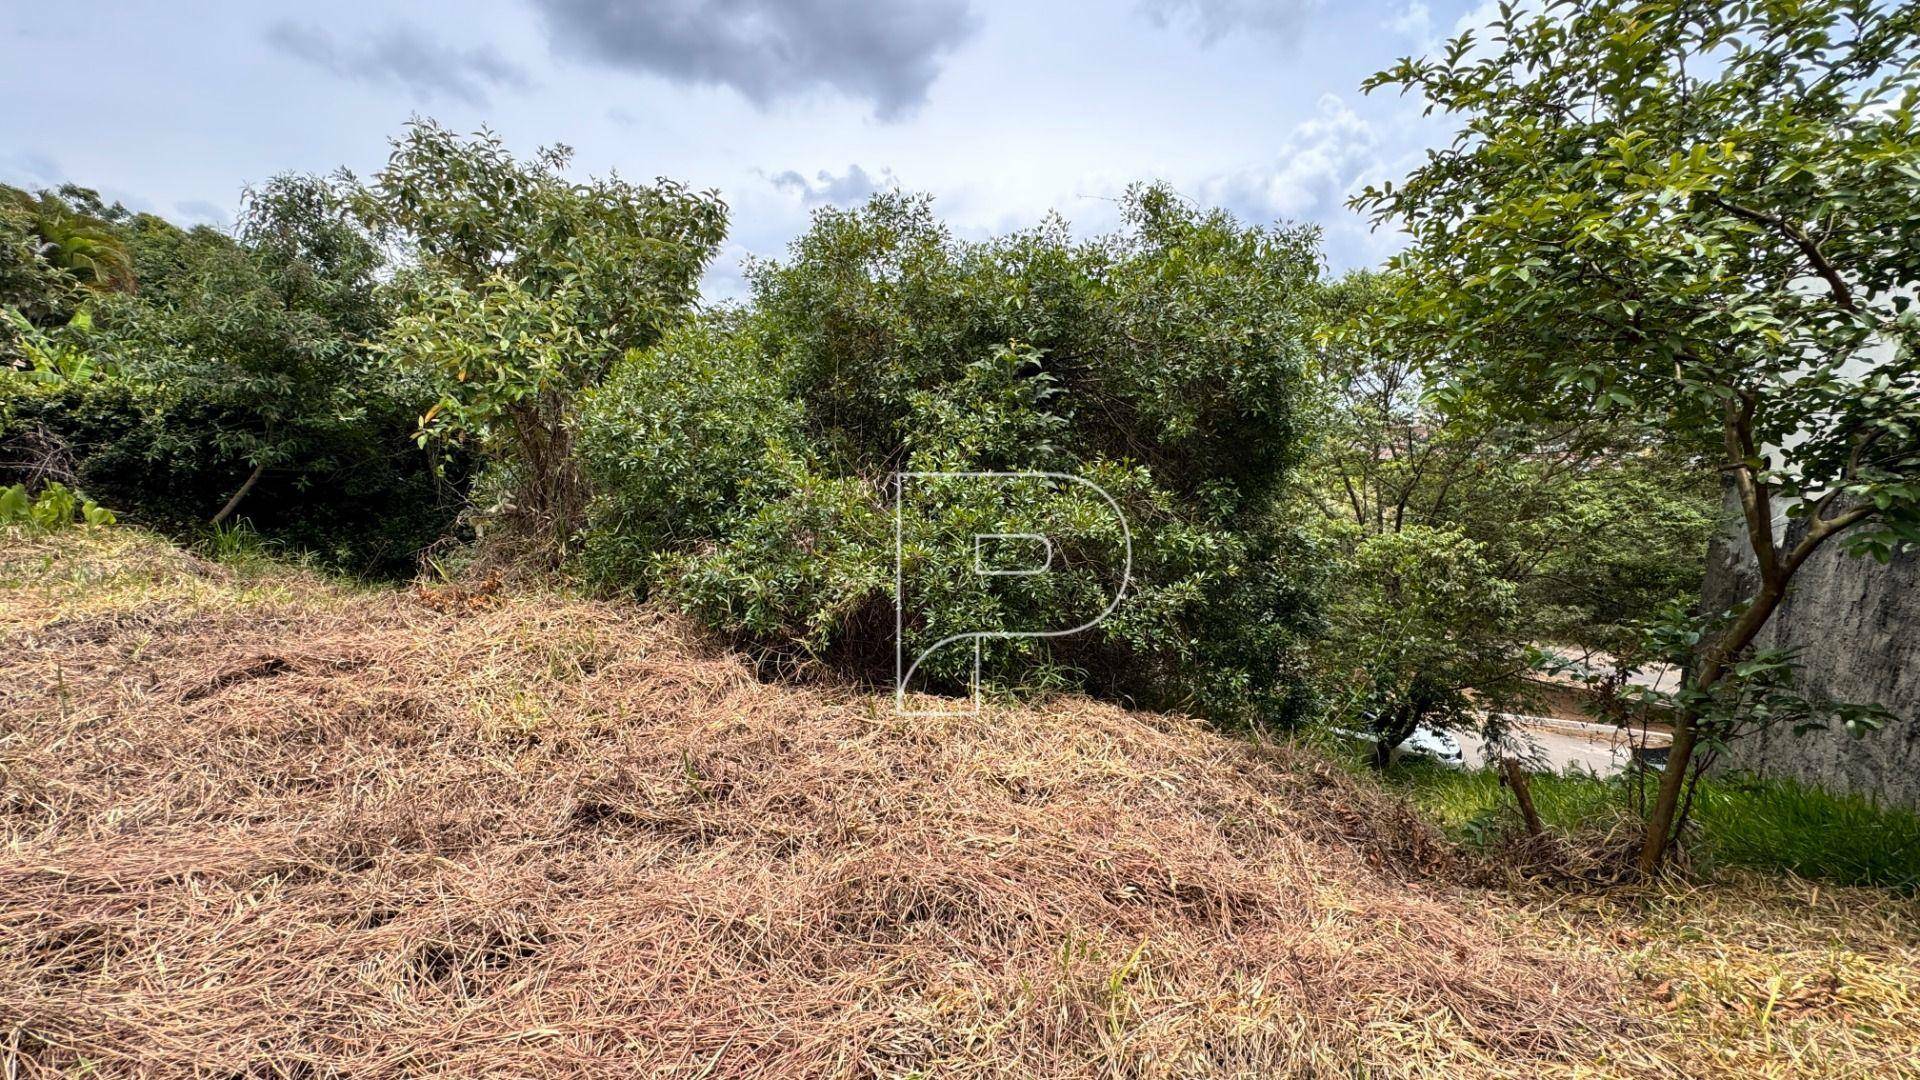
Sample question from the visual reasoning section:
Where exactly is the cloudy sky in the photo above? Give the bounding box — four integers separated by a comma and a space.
2, 0, 1494, 299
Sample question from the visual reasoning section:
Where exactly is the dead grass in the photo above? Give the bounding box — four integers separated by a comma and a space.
0, 530, 1909, 1077
1506, 871, 1920, 1078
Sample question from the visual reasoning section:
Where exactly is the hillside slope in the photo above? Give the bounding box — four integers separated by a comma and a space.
0, 531, 1684, 1076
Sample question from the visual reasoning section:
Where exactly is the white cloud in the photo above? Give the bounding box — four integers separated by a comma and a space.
700, 240, 758, 304
1200, 93, 1376, 219
1195, 93, 1411, 269
1386, 0, 1434, 46
1453, 0, 1507, 35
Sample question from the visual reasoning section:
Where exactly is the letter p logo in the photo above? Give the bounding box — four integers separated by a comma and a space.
894, 471, 1131, 715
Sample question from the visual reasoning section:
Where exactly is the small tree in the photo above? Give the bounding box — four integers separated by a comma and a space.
1309, 272, 1716, 768
1357, 0, 1920, 871
1322, 523, 1524, 768
360, 122, 726, 559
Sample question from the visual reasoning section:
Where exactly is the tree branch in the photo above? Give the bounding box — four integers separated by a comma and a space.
211, 461, 267, 526
1724, 397, 1781, 588
1785, 502, 1877, 578
1705, 195, 1858, 314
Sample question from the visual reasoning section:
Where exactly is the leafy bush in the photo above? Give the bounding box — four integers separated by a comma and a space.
90, 182, 389, 518
581, 187, 1324, 725
576, 319, 803, 587
0, 481, 113, 530
661, 449, 893, 669
0, 374, 459, 576
0, 195, 77, 337
3, 308, 107, 384
0, 170, 465, 577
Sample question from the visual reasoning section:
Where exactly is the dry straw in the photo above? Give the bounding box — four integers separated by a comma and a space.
3, 531, 1649, 1077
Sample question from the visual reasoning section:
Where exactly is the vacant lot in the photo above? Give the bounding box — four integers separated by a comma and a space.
2, 531, 1916, 1078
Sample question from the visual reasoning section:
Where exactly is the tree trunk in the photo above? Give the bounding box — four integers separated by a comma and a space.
1500, 757, 1544, 837
511, 396, 586, 567
211, 461, 266, 526
1636, 713, 1698, 874
1371, 737, 1395, 771
1637, 580, 1786, 873
1632, 400, 1881, 876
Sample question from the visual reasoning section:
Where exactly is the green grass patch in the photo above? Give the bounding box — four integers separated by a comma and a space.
1336, 742, 1920, 891
1686, 773, 1920, 890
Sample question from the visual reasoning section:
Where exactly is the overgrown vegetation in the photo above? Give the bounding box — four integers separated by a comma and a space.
367, 124, 727, 562
0, 174, 460, 575
582, 188, 1323, 720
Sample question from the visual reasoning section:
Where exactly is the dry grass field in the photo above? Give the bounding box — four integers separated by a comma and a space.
2, 530, 1915, 1077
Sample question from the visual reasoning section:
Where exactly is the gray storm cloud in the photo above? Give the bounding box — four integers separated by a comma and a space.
530, 0, 978, 120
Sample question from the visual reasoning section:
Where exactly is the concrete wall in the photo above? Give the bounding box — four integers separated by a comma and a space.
1705, 498, 1920, 806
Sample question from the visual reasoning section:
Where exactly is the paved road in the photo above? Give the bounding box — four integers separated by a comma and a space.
1456, 715, 1667, 777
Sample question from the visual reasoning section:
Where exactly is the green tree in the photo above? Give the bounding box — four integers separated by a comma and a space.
1307, 272, 1717, 763
93, 177, 386, 525
1357, 0, 1920, 871
2, 175, 458, 573
1, 185, 135, 362
360, 121, 727, 559
0, 186, 135, 300
1322, 524, 1523, 768
581, 186, 1326, 724
1312, 274, 1719, 633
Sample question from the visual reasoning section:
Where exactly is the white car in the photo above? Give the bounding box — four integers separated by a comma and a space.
1330, 724, 1467, 768
1401, 725, 1466, 767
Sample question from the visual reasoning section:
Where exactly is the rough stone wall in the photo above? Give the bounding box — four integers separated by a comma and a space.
1705, 494, 1920, 806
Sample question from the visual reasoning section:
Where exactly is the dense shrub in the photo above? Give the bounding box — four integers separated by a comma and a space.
0, 173, 463, 576
576, 319, 803, 586
92, 181, 388, 513
0, 375, 461, 576
582, 187, 1324, 726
